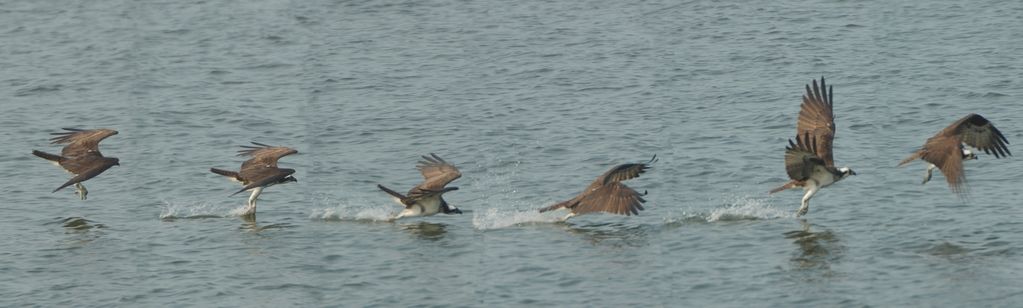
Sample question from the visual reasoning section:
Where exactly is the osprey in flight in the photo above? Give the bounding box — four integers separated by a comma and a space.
539, 156, 655, 221
770, 78, 856, 216
211, 142, 298, 216
377, 153, 463, 220
33, 128, 120, 200
898, 113, 1010, 196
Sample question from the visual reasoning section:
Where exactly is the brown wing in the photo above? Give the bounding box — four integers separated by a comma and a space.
570, 182, 646, 216
919, 135, 968, 195
412, 153, 461, 192
49, 128, 118, 158
588, 155, 656, 187
556, 157, 655, 216
784, 133, 827, 181
945, 114, 1011, 158
238, 142, 298, 170
232, 168, 295, 196
52, 157, 118, 192
796, 78, 836, 166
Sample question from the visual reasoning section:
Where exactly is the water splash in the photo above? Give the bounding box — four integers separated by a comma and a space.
308, 197, 395, 222
472, 207, 564, 230
706, 195, 790, 222
661, 210, 711, 225
160, 200, 229, 220
227, 205, 255, 217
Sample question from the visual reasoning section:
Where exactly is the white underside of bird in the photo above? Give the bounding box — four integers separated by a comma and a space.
237, 187, 263, 216
393, 196, 443, 219
797, 166, 846, 216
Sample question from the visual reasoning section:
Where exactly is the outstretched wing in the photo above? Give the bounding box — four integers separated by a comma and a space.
796, 78, 835, 167
231, 168, 295, 196
591, 155, 657, 187
238, 142, 298, 170
413, 153, 461, 192
552, 156, 655, 216
52, 157, 118, 192
946, 114, 1011, 158
570, 182, 647, 216
784, 133, 827, 181
49, 128, 118, 158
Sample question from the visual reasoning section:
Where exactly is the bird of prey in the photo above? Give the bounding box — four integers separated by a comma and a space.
32, 128, 120, 200
539, 156, 656, 221
769, 78, 856, 216
377, 153, 463, 220
897, 113, 1010, 195
211, 142, 298, 216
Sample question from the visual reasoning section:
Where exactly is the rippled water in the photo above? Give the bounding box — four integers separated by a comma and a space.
3, 0, 1023, 306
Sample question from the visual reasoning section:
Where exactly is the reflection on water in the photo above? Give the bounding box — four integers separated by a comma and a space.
399, 221, 448, 240
560, 222, 650, 248
923, 241, 970, 257
238, 215, 292, 233
60, 217, 103, 230
45, 217, 105, 248
783, 219, 843, 274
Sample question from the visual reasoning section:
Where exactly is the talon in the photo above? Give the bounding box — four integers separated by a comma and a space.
74, 183, 88, 200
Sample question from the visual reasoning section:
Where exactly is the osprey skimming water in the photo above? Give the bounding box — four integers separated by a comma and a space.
377, 153, 463, 220
211, 142, 298, 216
539, 156, 655, 221
33, 128, 120, 200
769, 78, 856, 216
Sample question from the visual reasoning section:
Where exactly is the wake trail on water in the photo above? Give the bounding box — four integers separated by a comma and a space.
664, 194, 792, 223
159, 200, 237, 220
474, 194, 791, 230
307, 197, 396, 222
472, 207, 565, 230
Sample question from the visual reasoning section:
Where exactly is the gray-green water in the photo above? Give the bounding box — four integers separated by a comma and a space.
3, 0, 1023, 306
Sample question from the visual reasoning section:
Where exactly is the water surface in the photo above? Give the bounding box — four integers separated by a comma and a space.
2, 0, 1023, 306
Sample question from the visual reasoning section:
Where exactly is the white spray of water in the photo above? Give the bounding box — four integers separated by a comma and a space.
307, 196, 396, 222
159, 200, 231, 219
472, 207, 564, 230
705, 195, 791, 222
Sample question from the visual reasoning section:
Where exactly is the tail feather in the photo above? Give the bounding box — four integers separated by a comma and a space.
32, 150, 64, 162
210, 168, 240, 178
377, 184, 413, 205
769, 180, 799, 194
898, 151, 923, 167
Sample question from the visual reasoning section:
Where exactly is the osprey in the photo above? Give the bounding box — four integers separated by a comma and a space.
538, 156, 655, 221
33, 128, 120, 200
378, 153, 463, 219
769, 78, 856, 216
211, 142, 298, 216
897, 113, 1010, 195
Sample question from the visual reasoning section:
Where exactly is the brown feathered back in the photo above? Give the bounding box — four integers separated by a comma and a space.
539, 156, 655, 216
410, 153, 461, 195
49, 128, 118, 158
238, 142, 298, 173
